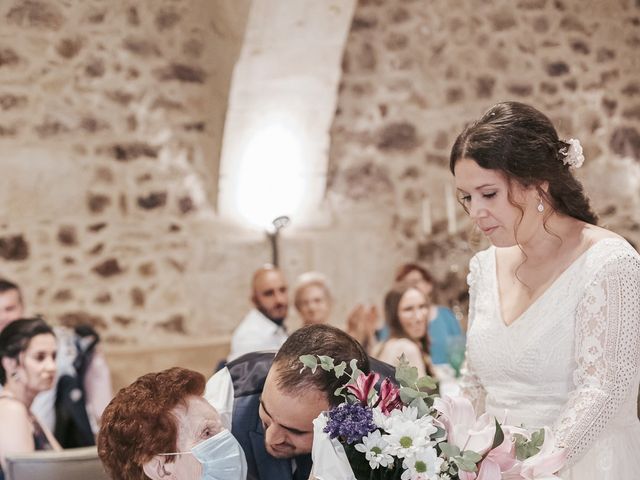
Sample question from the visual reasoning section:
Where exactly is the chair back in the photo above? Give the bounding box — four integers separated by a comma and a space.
4, 446, 109, 480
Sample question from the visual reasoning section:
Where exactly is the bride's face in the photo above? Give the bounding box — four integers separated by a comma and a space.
454, 158, 541, 248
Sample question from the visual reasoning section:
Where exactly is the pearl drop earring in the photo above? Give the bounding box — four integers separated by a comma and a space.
537, 198, 544, 213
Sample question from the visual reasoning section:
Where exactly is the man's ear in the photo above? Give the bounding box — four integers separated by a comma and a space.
250, 294, 258, 308
142, 456, 174, 480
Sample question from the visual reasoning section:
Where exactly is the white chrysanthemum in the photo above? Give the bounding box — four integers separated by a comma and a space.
354, 429, 394, 469
372, 406, 391, 430
384, 420, 434, 459
400, 447, 444, 480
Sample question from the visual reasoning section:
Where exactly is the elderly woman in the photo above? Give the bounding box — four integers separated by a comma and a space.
0, 318, 60, 479
98, 367, 246, 480
293, 272, 333, 326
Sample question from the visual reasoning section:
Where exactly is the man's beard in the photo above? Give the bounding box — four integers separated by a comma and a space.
257, 305, 287, 324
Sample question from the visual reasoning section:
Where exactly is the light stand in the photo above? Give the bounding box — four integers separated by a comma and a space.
266, 215, 290, 267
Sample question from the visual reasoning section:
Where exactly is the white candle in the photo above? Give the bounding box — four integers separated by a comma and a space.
421, 197, 432, 236
446, 184, 457, 235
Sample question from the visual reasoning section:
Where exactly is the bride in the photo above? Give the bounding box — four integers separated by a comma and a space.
450, 101, 640, 478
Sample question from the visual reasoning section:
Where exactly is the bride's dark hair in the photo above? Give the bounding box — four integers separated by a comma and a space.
449, 101, 598, 226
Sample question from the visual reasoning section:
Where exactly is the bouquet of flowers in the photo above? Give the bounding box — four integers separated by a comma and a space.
300, 354, 566, 480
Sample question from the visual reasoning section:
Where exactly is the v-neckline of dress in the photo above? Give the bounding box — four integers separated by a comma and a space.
492, 238, 619, 328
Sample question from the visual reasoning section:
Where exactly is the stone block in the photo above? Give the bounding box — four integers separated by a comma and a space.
92, 258, 123, 277
0, 234, 29, 261
6, 1, 65, 30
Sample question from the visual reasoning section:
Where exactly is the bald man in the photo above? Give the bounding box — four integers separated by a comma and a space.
227, 265, 289, 361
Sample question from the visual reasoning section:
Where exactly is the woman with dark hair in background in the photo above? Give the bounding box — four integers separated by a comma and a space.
451, 101, 640, 478
0, 318, 60, 479
392, 263, 464, 366
373, 282, 433, 378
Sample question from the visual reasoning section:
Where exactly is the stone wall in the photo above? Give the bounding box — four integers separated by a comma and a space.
0, 0, 252, 348
328, 0, 640, 320
0, 0, 638, 375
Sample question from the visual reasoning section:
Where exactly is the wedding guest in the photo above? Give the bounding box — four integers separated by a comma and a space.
378, 263, 464, 365
0, 279, 112, 447
451, 101, 640, 478
0, 318, 61, 479
98, 367, 246, 480
293, 272, 332, 326
372, 282, 433, 378
228, 265, 289, 362
206, 324, 395, 480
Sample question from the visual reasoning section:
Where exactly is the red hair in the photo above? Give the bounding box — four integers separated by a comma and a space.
394, 262, 435, 284
97, 367, 205, 480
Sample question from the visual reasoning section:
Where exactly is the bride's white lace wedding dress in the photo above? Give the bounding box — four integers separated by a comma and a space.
461, 238, 640, 479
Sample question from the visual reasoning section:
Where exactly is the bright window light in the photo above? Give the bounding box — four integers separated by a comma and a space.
233, 121, 306, 229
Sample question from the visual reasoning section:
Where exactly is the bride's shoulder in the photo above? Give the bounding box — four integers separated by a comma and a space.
582, 224, 624, 244
581, 224, 639, 264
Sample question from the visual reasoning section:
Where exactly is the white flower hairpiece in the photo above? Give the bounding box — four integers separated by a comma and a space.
559, 138, 584, 169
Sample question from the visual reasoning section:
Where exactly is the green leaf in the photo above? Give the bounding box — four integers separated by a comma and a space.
439, 442, 460, 458
416, 375, 437, 390
399, 387, 428, 403
299, 354, 318, 373
333, 361, 347, 378
491, 419, 504, 450
408, 397, 430, 417
514, 429, 545, 460
395, 354, 419, 387
431, 425, 446, 441
531, 428, 545, 448
349, 359, 360, 374
461, 450, 482, 464
453, 455, 478, 473
318, 355, 335, 371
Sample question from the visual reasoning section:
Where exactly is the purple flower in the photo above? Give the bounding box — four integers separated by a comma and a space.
323, 403, 377, 444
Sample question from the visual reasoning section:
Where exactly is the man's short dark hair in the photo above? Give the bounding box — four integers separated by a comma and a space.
273, 324, 369, 406
0, 279, 21, 296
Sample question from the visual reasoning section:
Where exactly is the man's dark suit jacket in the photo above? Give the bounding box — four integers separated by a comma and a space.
226, 351, 396, 480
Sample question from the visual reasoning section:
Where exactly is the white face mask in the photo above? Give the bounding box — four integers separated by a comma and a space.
160, 429, 247, 480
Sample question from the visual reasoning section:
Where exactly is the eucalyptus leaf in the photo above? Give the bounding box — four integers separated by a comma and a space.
349, 359, 360, 375
416, 375, 437, 390
318, 355, 335, 371
439, 442, 460, 458
399, 387, 420, 403
531, 428, 545, 448
395, 362, 419, 387
461, 450, 482, 463
431, 425, 446, 441
299, 354, 318, 374
334, 361, 347, 378
453, 455, 478, 473
408, 397, 430, 417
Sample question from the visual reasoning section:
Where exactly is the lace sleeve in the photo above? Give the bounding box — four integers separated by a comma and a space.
553, 253, 640, 466
460, 254, 487, 413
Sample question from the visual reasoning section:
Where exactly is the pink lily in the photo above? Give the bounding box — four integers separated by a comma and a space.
475, 429, 519, 480
346, 372, 379, 404
376, 378, 402, 415
434, 395, 495, 455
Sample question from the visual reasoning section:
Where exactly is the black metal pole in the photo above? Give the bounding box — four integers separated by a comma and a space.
268, 230, 279, 267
